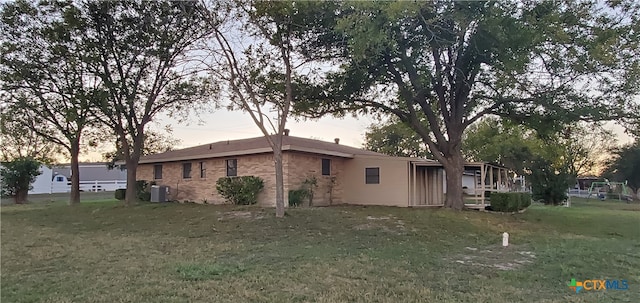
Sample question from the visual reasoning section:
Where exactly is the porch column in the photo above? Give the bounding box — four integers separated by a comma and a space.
480, 164, 486, 206
411, 163, 416, 206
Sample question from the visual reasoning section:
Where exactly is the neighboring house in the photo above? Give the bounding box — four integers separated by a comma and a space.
52, 163, 127, 182
29, 163, 127, 194
138, 135, 513, 208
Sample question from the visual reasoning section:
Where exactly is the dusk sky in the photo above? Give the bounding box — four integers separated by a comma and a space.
81, 105, 635, 162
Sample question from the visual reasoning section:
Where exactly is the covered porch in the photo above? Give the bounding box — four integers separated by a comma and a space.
408, 161, 513, 209
408, 161, 445, 207
462, 162, 513, 209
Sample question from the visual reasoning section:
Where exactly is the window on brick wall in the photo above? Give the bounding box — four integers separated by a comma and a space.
365, 167, 379, 184
183, 163, 192, 179
226, 159, 237, 177
199, 161, 206, 178
153, 164, 163, 180
322, 158, 331, 176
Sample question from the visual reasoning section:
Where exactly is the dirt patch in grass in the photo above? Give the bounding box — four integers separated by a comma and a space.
216, 210, 264, 221
352, 214, 415, 234
446, 244, 536, 271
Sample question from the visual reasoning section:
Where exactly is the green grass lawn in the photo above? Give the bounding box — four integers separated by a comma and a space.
1, 197, 639, 302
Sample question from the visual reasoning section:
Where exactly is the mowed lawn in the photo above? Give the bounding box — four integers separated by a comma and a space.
1, 196, 639, 303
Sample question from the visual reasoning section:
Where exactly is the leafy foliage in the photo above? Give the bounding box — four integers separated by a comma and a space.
287, 176, 318, 207
1, 0, 107, 205
294, 0, 640, 209
602, 141, 640, 191
82, 0, 215, 205
490, 192, 531, 212
102, 128, 181, 168
216, 176, 264, 205
530, 158, 569, 205
135, 180, 154, 202
463, 118, 540, 175
365, 117, 431, 158
0, 157, 41, 204
0, 107, 59, 163
114, 189, 126, 201
288, 189, 307, 207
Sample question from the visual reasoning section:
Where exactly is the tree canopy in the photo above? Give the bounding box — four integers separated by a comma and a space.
602, 141, 640, 191
83, 0, 215, 205
364, 117, 431, 158
1, 0, 103, 204
295, 0, 640, 209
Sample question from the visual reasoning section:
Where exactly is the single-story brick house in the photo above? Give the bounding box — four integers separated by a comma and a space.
137, 135, 511, 208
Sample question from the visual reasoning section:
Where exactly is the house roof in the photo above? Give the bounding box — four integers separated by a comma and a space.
139, 135, 389, 164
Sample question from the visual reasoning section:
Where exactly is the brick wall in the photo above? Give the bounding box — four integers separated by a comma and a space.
137, 151, 346, 207
284, 153, 345, 206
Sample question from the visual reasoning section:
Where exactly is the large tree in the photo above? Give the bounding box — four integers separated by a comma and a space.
296, 1, 640, 209
83, 0, 215, 205
208, 1, 330, 217
1, 0, 103, 205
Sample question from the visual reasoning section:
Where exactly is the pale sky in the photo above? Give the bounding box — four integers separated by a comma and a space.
81, 109, 634, 162
166, 110, 634, 151
170, 110, 377, 149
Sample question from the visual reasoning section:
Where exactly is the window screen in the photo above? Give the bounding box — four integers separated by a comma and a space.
365, 167, 380, 184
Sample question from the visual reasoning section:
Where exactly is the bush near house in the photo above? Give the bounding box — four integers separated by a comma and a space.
216, 176, 264, 205
491, 192, 532, 212
135, 180, 154, 202
114, 189, 126, 200
288, 189, 308, 207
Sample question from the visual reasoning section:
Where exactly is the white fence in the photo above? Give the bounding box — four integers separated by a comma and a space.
78, 180, 127, 192
568, 189, 592, 198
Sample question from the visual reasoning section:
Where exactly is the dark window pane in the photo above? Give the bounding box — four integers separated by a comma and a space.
199, 161, 206, 178
154, 164, 163, 180
322, 158, 331, 176
365, 167, 379, 184
183, 163, 192, 179
226, 159, 237, 177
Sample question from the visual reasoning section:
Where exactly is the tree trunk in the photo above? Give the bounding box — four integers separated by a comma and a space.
274, 148, 285, 218
14, 189, 28, 204
69, 142, 81, 206
124, 158, 138, 206
443, 150, 465, 210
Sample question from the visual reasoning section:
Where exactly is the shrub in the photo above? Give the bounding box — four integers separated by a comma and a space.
115, 189, 126, 200
216, 176, 264, 205
530, 158, 568, 205
490, 192, 532, 212
0, 157, 42, 204
490, 192, 509, 212
519, 192, 532, 208
288, 177, 318, 207
288, 189, 308, 207
135, 180, 154, 201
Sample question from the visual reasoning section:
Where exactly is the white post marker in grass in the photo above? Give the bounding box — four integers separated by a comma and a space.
502, 232, 509, 247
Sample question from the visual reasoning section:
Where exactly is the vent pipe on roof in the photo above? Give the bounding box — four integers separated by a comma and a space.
284, 129, 290, 136
334, 138, 340, 144
209, 144, 212, 149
